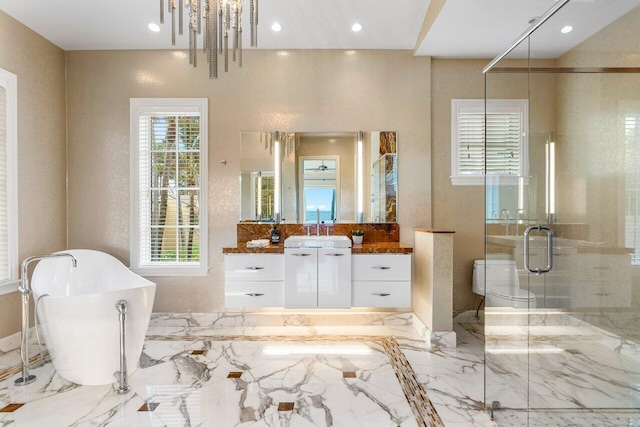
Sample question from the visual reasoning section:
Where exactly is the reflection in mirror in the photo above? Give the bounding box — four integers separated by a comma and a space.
299, 157, 339, 223
239, 131, 399, 223
297, 133, 355, 223
239, 132, 277, 222
367, 131, 398, 223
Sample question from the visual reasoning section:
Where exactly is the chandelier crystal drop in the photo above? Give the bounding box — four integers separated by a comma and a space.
160, 0, 258, 79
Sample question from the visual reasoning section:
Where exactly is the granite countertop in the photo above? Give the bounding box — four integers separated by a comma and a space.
223, 242, 413, 254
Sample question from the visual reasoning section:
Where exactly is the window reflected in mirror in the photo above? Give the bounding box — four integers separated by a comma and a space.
300, 158, 338, 223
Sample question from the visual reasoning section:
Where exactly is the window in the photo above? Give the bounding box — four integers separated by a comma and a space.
625, 113, 640, 265
451, 99, 528, 186
130, 98, 208, 276
0, 69, 18, 295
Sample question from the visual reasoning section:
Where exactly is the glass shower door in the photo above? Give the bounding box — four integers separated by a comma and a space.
485, 1, 640, 425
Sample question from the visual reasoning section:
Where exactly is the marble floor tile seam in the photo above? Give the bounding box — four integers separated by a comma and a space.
149, 311, 415, 328
146, 333, 396, 343
146, 325, 426, 340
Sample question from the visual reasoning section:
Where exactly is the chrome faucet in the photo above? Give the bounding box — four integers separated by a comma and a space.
515, 208, 527, 236
16, 253, 77, 386
316, 209, 321, 236
499, 209, 511, 236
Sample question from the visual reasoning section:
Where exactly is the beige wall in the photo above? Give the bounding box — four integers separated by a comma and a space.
66, 49, 431, 313
0, 11, 67, 337
431, 59, 557, 311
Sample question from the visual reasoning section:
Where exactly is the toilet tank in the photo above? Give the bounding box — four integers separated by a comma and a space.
472, 259, 519, 295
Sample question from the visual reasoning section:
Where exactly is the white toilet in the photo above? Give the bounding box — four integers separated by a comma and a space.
473, 259, 536, 308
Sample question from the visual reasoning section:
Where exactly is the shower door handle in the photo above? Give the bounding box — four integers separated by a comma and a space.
523, 225, 553, 275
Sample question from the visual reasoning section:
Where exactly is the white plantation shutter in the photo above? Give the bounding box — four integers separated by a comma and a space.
0, 69, 17, 293
0, 87, 7, 282
130, 99, 208, 276
625, 113, 640, 265
451, 99, 528, 185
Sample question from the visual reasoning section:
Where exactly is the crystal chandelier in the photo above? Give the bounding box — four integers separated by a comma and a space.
160, 0, 258, 79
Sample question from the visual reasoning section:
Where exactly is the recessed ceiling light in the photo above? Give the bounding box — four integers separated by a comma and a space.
148, 23, 161, 32
352, 22, 363, 32
561, 25, 573, 34
271, 22, 282, 32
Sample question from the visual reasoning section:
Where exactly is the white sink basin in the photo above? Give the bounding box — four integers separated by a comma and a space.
284, 235, 352, 248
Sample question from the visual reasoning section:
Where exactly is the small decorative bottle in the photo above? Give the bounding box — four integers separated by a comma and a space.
271, 225, 280, 245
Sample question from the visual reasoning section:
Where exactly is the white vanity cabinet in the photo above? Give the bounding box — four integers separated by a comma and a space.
284, 248, 351, 309
224, 254, 284, 307
352, 254, 411, 307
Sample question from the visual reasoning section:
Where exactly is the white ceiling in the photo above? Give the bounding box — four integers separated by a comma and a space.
0, 0, 638, 58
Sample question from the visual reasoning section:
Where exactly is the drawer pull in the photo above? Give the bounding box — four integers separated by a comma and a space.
594, 292, 611, 297
245, 293, 265, 297
326, 253, 345, 257
593, 267, 609, 270
245, 267, 265, 270
292, 253, 312, 257
372, 266, 391, 270
372, 293, 391, 297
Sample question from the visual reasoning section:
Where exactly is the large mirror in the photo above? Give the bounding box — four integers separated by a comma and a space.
239, 131, 398, 223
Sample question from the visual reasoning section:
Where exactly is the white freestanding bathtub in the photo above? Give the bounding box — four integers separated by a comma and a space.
32, 250, 156, 386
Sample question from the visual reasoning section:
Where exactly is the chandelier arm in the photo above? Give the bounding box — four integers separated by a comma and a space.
254, 0, 258, 47
239, 26, 242, 68
171, 0, 176, 45
197, 0, 202, 34
250, 0, 254, 47
233, 8, 239, 63
218, 3, 223, 54
179, 0, 184, 35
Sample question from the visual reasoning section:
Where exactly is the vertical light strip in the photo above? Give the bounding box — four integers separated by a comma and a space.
274, 131, 281, 222
549, 141, 556, 217
545, 142, 549, 220
356, 131, 364, 222
545, 140, 556, 222
518, 176, 524, 211
257, 174, 263, 218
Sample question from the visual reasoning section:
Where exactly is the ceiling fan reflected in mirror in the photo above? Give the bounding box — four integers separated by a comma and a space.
304, 161, 336, 172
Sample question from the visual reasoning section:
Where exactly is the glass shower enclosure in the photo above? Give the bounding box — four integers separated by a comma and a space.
483, 0, 640, 425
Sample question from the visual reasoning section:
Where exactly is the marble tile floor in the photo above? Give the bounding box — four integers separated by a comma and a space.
7, 313, 640, 426
0, 317, 497, 427
485, 320, 640, 426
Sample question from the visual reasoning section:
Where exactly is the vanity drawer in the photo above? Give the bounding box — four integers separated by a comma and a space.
352, 281, 411, 307
225, 254, 284, 281
352, 254, 411, 281
225, 281, 284, 307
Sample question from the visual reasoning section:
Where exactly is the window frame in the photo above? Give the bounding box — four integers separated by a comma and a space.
130, 98, 208, 276
451, 99, 529, 186
0, 68, 18, 295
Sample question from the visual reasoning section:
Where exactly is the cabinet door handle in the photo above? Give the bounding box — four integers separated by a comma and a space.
372, 266, 391, 270
372, 293, 391, 297
245, 293, 265, 297
326, 253, 345, 257
292, 253, 312, 257
245, 267, 264, 270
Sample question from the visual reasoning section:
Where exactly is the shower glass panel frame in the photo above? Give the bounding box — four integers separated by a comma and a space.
483, 1, 640, 425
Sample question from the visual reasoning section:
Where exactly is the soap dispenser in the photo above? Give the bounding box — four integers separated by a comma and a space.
271, 225, 280, 245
